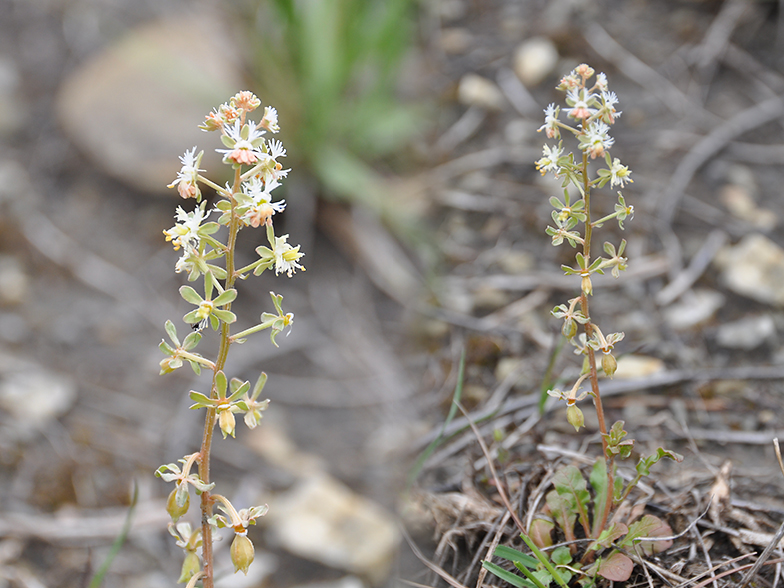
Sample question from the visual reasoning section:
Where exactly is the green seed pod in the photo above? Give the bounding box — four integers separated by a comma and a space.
177, 551, 201, 583
166, 487, 190, 521
602, 352, 617, 378
231, 533, 255, 574
567, 404, 584, 432
562, 318, 577, 339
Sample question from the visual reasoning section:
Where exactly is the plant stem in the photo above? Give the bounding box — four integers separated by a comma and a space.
198, 166, 242, 588
577, 150, 614, 538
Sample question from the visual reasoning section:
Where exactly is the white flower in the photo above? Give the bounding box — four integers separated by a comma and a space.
538, 103, 560, 139
566, 88, 597, 120
217, 120, 266, 165
535, 143, 564, 176
608, 157, 633, 188
163, 204, 211, 251
272, 234, 305, 277
261, 106, 280, 133
595, 72, 608, 91
580, 120, 614, 159
168, 147, 204, 199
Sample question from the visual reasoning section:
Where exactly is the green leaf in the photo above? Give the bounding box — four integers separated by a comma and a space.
589, 522, 628, 551
164, 320, 179, 345
189, 391, 214, 408
179, 285, 202, 305
620, 515, 673, 555
493, 545, 539, 569
213, 288, 237, 307
252, 372, 268, 401
553, 465, 591, 533
188, 360, 202, 376
481, 561, 538, 588
550, 546, 571, 566
213, 309, 237, 324
636, 447, 684, 477
546, 489, 577, 540
182, 332, 201, 351
215, 371, 227, 398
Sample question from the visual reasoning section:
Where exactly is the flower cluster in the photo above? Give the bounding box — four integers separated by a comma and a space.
156, 91, 304, 585
535, 65, 633, 429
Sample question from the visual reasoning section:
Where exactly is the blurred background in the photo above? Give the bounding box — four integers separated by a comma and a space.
3, 0, 784, 586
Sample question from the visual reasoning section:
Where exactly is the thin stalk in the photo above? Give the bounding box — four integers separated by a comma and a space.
577, 150, 614, 538
198, 165, 242, 588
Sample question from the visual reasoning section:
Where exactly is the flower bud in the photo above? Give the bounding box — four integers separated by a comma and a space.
567, 405, 584, 432
602, 352, 617, 378
581, 273, 593, 296
177, 551, 201, 583
231, 533, 255, 574
167, 487, 190, 521
219, 409, 236, 438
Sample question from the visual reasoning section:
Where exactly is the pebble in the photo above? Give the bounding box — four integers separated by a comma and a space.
0, 354, 76, 442
0, 256, 28, 305
513, 37, 559, 87
56, 15, 243, 195
264, 474, 400, 585
613, 355, 665, 379
715, 314, 776, 350
715, 234, 784, 306
457, 74, 506, 111
663, 288, 725, 330
719, 184, 777, 231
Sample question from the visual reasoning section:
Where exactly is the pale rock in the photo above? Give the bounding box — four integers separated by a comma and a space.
715, 314, 776, 350
513, 37, 559, 87
719, 184, 777, 231
613, 355, 665, 379
438, 28, 473, 54
494, 357, 525, 387
497, 250, 535, 274
715, 234, 784, 306
663, 288, 725, 330
471, 285, 510, 310
457, 74, 506, 111
264, 474, 400, 585
0, 354, 76, 441
0, 256, 28, 305
56, 15, 243, 194
244, 418, 326, 477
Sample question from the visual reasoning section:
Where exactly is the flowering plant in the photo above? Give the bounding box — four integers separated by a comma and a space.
155, 91, 303, 587
484, 65, 681, 586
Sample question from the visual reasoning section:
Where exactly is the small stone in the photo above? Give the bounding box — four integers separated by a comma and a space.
457, 74, 505, 111
56, 15, 243, 195
264, 474, 399, 585
719, 184, 777, 231
613, 355, 665, 379
497, 250, 535, 274
438, 28, 473, 54
663, 289, 725, 330
513, 37, 559, 87
715, 314, 776, 350
715, 234, 784, 306
0, 355, 76, 441
0, 256, 28, 305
